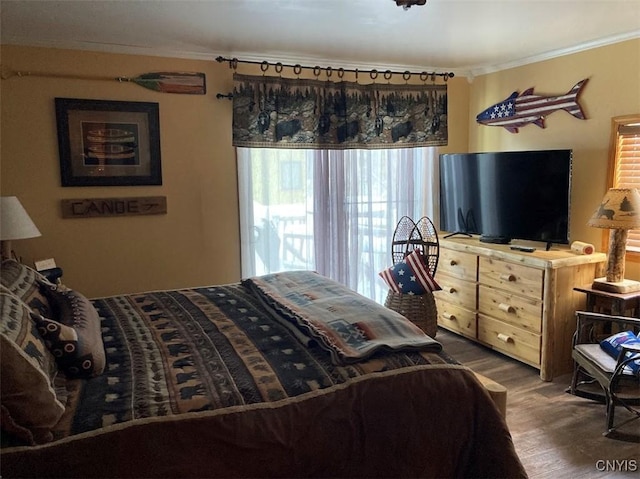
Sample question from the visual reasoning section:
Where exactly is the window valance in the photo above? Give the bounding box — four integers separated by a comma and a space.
232, 73, 448, 149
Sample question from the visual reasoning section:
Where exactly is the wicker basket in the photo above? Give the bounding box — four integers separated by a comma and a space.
384, 290, 438, 338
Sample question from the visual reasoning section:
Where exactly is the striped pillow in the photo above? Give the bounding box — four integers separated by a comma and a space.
379, 250, 441, 295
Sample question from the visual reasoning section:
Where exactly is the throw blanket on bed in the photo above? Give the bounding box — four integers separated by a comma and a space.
243, 271, 441, 365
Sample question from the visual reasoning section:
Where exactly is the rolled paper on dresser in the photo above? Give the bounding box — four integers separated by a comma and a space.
571, 241, 594, 255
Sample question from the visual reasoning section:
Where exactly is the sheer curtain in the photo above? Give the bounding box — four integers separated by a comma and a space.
237, 147, 438, 303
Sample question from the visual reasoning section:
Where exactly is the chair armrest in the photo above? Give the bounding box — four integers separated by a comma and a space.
613, 343, 640, 378
621, 343, 640, 355
574, 311, 640, 346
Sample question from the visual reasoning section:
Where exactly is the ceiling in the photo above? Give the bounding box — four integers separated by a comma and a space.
1, 0, 639, 77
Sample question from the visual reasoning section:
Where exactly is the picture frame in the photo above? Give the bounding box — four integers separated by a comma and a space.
55, 98, 162, 186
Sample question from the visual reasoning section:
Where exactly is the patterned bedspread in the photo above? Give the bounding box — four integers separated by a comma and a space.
53, 282, 454, 437
2, 275, 527, 479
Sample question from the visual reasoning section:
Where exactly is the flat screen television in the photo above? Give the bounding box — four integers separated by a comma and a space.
439, 149, 572, 247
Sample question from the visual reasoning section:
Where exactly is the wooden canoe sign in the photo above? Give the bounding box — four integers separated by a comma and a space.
61, 196, 167, 218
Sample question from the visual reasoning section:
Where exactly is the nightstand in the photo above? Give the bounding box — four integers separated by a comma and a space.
574, 285, 640, 318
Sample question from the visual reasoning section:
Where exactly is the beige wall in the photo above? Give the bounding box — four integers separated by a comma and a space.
0, 45, 469, 297
1, 40, 638, 297
1, 46, 240, 297
468, 39, 640, 280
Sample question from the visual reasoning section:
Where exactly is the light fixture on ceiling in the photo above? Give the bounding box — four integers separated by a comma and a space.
393, 0, 427, 10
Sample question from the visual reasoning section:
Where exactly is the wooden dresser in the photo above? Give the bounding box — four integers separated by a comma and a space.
433, 236, 606, 381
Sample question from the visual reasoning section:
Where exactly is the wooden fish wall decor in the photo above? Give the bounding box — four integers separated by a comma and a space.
476, 79, 588, 133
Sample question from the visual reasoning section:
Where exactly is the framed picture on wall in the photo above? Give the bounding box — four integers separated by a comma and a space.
55, 98, 162, 186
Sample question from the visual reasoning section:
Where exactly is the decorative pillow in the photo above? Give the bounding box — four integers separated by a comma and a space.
379, 249, 441, 295
600, 330, 640, 375
1, 259, 52, 317
40, 285, 106, 378
0, 292, 64, 445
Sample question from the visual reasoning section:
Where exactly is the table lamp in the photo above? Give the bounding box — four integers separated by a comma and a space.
587, 187, 640, 293
0, 196, 41, 260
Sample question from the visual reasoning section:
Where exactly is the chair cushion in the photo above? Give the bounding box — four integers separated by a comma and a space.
575, 343, 637, 376
379, 250, 441, 295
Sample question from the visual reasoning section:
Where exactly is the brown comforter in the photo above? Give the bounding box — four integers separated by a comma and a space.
1, 275, 526, 478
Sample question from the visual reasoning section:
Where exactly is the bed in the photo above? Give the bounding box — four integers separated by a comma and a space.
0, 259, 526, 478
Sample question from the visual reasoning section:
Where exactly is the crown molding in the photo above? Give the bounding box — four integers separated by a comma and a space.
4, 30, 639, 82
1, 37, 468, 78
467, 30, 640, 78
0, 38, 221, 62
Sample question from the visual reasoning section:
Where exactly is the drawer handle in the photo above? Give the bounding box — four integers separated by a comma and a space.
498, 303, 516, 314
443, 313, 457, 321
497, 333, 512, 343
449, 260, 458, 266
500, 273, 516, 282
445, 286, 457, 294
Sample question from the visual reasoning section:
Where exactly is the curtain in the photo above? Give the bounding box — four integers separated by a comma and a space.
232, 74, 448, 149
237, 147, 438, 303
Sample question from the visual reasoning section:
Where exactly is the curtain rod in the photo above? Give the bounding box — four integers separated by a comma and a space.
215, 56, 453, 81
215, 56, 454, 100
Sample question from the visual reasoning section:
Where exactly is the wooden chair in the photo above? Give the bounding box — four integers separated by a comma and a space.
569, 311, 640, 440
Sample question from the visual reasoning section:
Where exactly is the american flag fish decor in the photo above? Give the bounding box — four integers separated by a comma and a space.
476, 79, 588, 133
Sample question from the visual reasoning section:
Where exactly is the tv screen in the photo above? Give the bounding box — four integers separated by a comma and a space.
439, 149, 572, 245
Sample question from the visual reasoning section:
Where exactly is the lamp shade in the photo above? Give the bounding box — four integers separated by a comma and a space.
587, 188, 640, 230
0, 196, 41, 241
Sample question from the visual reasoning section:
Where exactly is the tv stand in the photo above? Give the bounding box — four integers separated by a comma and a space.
443, 231, 473, 239
433, 237, 607, 381
479, 235, 511, 245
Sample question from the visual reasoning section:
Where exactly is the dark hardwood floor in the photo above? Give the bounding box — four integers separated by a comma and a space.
436, 328, 639, 478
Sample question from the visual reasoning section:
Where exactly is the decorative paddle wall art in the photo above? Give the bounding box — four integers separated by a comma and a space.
476, 78, 588, 133
1, 68, 206, 94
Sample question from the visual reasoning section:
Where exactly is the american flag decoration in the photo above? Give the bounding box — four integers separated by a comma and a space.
476, 79, 588, 133
379, 250, 441, 295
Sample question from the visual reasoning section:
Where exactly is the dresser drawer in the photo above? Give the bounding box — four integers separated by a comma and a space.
479, 257, 543, 299
435, 299, 476, 339
433, 274, 476, 310
437, 249, 477, 281
478, 314, 541, 366
478, 285, 542, 333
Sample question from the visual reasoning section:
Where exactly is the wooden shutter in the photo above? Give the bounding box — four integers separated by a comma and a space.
613, 123, 640, 252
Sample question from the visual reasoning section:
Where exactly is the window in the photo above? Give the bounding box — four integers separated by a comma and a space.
237, 147, 438, 303
607, 114, 640, 258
